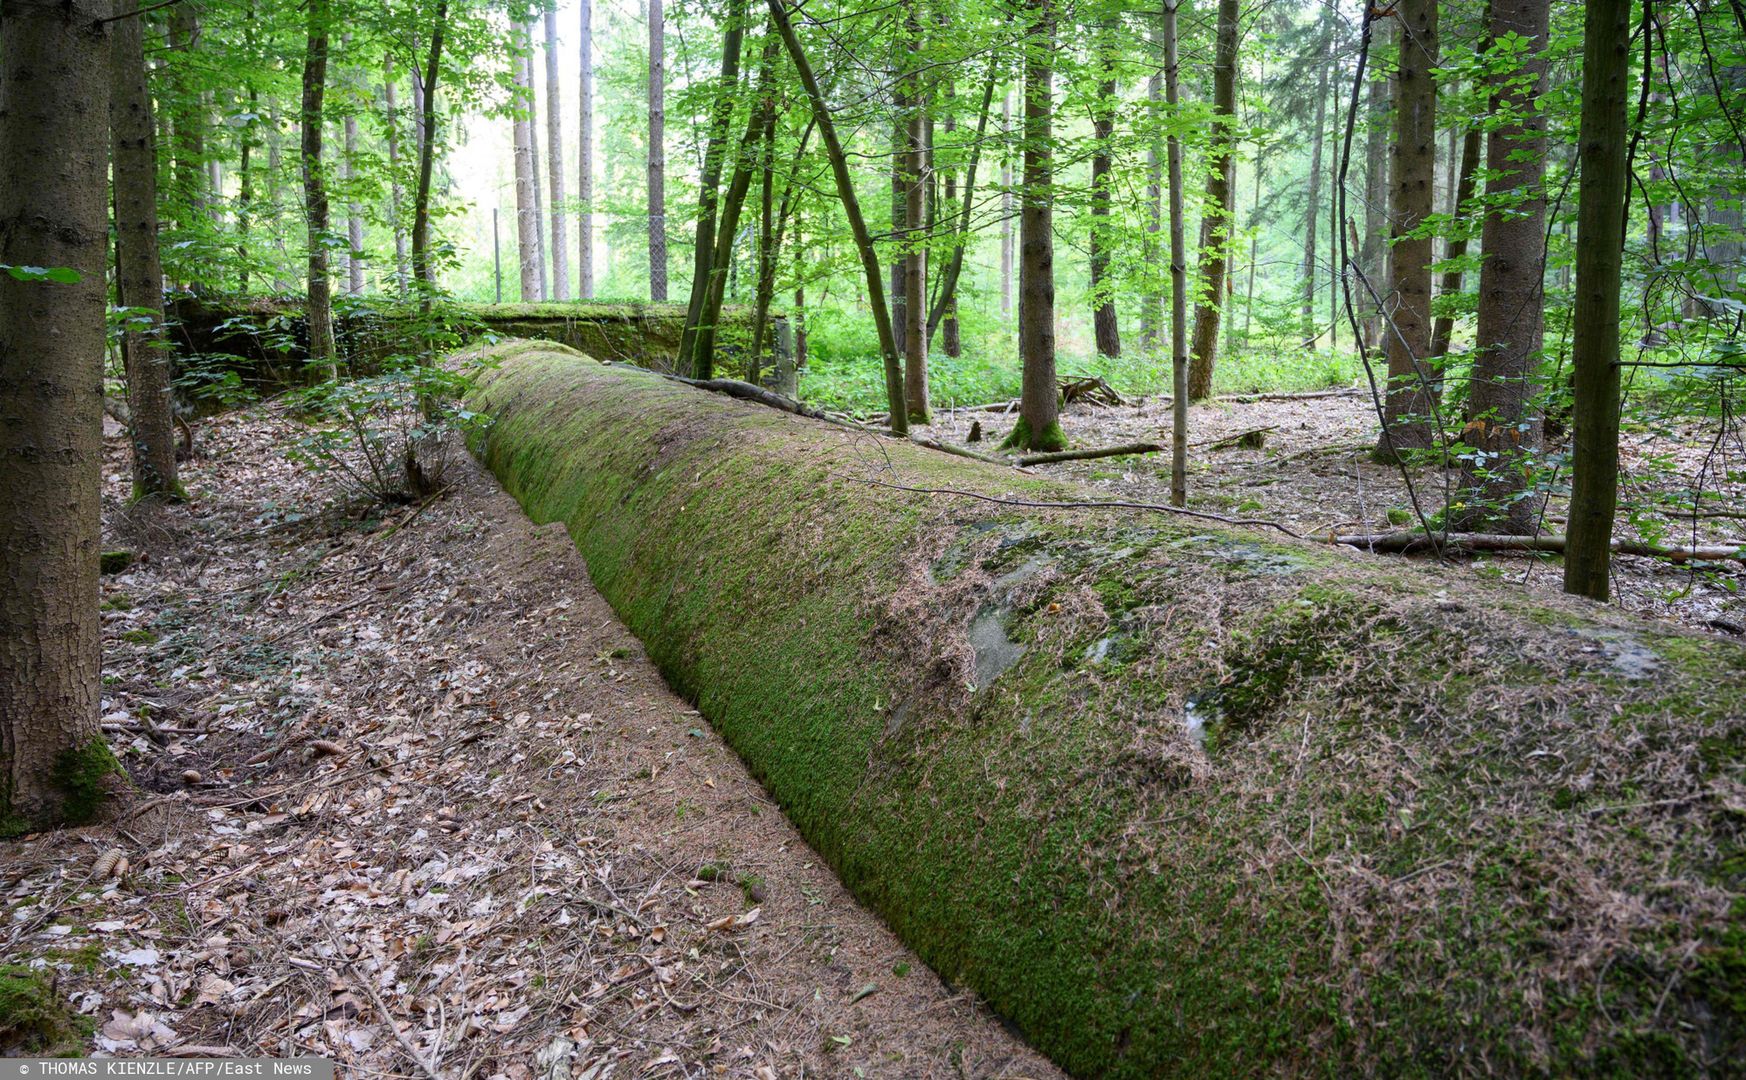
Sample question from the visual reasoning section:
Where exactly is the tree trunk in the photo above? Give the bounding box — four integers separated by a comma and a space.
925, 55, 1000, 344
1361, 20, 1392, 348
1458, 0, 1549, 535
168, 4, 206, 229
410, 5, 446, 298
343, 69, 365, 297
528, 42, 548, 301
545, 8, 570, 301
1376, 0, 1439, 460
766, 0, 905, 432
1007, 0, 1063, 452
111, 0, 181, 500
384, 59, 410, 298
1300, 9, 1333, 350
303, 0, 337, 376
682, 0, 748, 376
903, 0, 930, 422
940, 87, 961, 359
1142, 28, 1163, 352
696, 37, 776, 378
750, 117, 815, 380
1165, 0, 1186, 504
648, 0, 668, 301
1089, 21, 1119, 359
1563, 0, 1632, 600
1428, 123, 1482, 361
579, 0, 595, 298
1000, 91, 1014, 321
513, 22, 542, 302
1, 0, 114, 827
890, 87, 908, 362
1186, 0, 1240, 400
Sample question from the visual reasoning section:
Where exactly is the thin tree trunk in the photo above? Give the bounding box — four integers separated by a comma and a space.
303, 0, 337, 376
1186, 0, 1240, 399
925, 53, 1000, 341
1165, 0, 1186, 504
344, 63, 365, 297
696, 36, 777, 378
579, 0, 595, 298
890, 84, 908, 361
1563, 0, 1633, 600
1000, 91, 1014, 320
1455, 0, 1548, 535
1, 0, 112, 826
545, 8, 570, 301
940, 83, 960, 358
513, 21, 541, 302
1376, 0, 1439, 459
1006, 0, 1063, 452
269, 103, 293, 292
1243, 140, 1264, 341
1428, 123, 1481, 360
384, 60, 409, 299
766, 0, 905, 432
1300, 8, 1333, 349
649, 0, 668, 301
1089, 20, 1119, 359
111, 0, 181, 500
528, 41, 548, 300
682, 0, 748, 375
750, 116, 815, 379
169, 4, 205, 228
410, 4, 446, 298
1362, 19, 1392, 348
903, 0, 930, 422
1142, 32, 1162, 351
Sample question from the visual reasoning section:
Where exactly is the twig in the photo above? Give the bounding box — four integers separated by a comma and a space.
1015, 441, 1164, 466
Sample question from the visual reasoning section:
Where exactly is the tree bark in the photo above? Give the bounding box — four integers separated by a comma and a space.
1300, 8, 1333, 350
1457, 0, 1549, 534
410, 4, 446, 297
513, 21, 542, 302
903, 0, 930, 422
648, 0, 668, 301
1, 0, 113, 826
1007, 0, 1063, 452
303, 0, 337, 376
1089, 20, 1119, 359
1564, 0, 1633, 600
682, 0, 748, 376
111, 0, 181, 500
528, 42, 548, 301
1376, 0, 1439, 460
1361, 19, 1392, 348
579, 0, 595, 298
545, 8, 570, 301
1186, 0, 1240, 400
168, 4, 205, 229
766, 0, 905, 433
1165, 0, 1186, 503
1000, 91, 1014, 321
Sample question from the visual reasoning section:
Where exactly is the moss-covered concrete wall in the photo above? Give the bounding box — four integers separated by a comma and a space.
467, 341, 1746, 1077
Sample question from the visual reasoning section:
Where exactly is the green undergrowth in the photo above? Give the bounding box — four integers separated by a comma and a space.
0, 965, 91, 1055
467, 341, 1746, 1076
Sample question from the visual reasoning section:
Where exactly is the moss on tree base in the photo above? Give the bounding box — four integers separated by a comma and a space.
467, 342, 1746, 1076
999, 415, 1068, 453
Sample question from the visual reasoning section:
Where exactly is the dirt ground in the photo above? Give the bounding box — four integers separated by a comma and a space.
913, 389, 1746, 635
2, 407, 1059, 1079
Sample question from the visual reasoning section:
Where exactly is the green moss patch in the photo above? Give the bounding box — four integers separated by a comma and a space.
467, 341, 1746, 1076
0, 966, 91, 1055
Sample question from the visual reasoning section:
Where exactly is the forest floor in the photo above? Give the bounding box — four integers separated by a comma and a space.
910, 389, 1746, 636
1, 407, 1060, 1078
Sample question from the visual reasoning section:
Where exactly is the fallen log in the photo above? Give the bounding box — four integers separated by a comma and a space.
467, 342, 1746, 1078
1336, 529, 1746, 563
1015, 441, 1164, 467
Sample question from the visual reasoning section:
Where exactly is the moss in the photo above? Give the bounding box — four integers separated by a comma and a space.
118, 629, 156, 645
52, 739, 122, 826
98, 551, 135, 575
100, 594, 133, 612
466, 342, 1746, 1077
0, 965, 91, 1056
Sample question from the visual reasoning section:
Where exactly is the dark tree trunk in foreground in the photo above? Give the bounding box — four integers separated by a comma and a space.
1376, 0, 1439, 460
1455, 0, 1549, 535
513, 21, 542, 302
1187, 0, 1240, 400
682, 0, 747, 376
545, 8, 570, 301
1564, 0, 1632, 600
1007, 0, 1064, 452
303, 0, 337, 376
648, 0, 668, 301
1, 0, 114, 827
111, 0, 180, 500
766, 0, 905, 432
1089, 21, 1119, 359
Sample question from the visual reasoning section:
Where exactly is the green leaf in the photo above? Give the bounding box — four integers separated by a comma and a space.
2, 264, 82, 284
